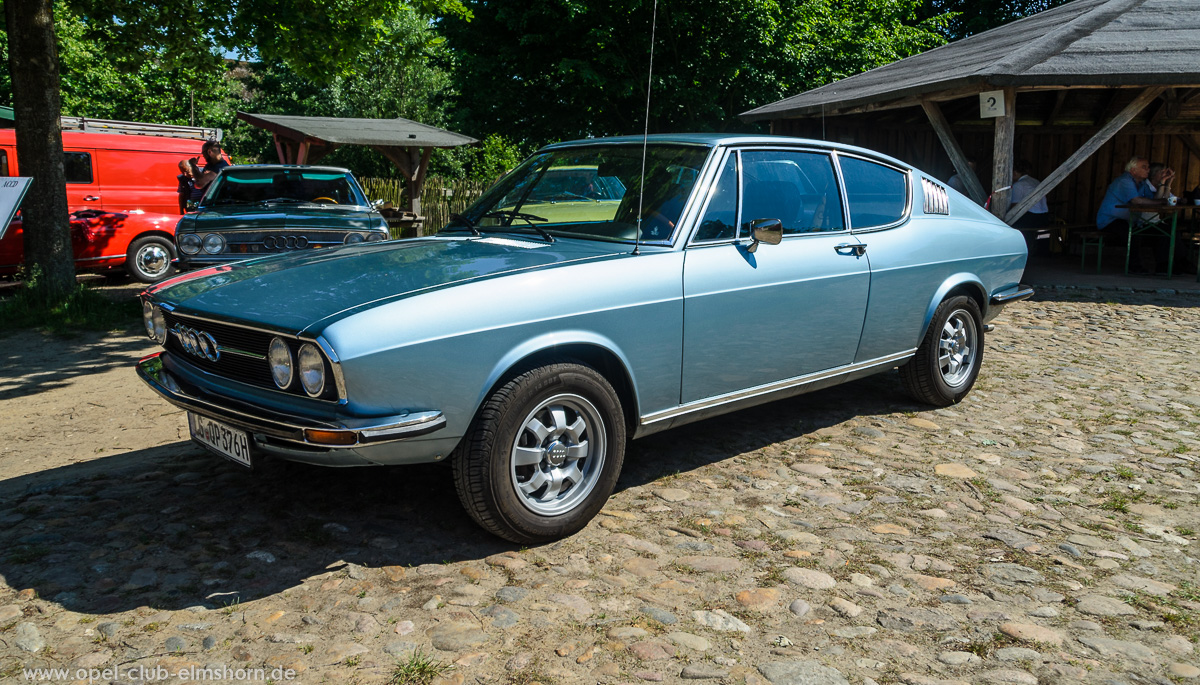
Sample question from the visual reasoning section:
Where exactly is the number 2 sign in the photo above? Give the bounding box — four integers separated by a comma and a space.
979, 90, 1006, 119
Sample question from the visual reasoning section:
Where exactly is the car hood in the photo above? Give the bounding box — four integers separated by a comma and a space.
190, 204, 379, 231
150, 236, 631, 333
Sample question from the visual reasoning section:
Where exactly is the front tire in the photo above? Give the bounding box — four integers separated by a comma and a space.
125, 236, 175, 283
900, 295, 983, 406
452, 361, 626, 543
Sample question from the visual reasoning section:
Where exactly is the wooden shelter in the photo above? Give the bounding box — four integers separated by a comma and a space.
741, 0, 1200, 228
236, 112, 477, 215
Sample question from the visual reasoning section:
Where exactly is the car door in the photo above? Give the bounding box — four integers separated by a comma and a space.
681, 148, 870, 404
62, 149, 102, 211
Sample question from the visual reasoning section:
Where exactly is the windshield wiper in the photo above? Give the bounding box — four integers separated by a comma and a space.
482, 210, 554, 243
445, 213, 482, 236
259, 197, 304, 204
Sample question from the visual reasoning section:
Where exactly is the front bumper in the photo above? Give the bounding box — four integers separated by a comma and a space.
137, 353, 446, 453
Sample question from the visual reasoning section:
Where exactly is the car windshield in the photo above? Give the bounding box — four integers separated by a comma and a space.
447, 144, 711, 243
202, 169, 367, 207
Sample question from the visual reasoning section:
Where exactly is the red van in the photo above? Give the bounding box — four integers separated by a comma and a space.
0, 118, 225, 282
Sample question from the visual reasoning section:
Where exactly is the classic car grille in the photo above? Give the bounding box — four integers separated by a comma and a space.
163, 310, 275, 388
221, 231, 349, 256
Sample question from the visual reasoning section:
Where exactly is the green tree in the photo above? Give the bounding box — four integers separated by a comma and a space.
441, 0, 947, 145
917, 0, 1071, 39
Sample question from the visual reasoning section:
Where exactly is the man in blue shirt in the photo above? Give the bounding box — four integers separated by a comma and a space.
1096, 156, 1169, 272
187, 140, 231, 207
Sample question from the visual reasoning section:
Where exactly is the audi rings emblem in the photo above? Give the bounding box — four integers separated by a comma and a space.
263, 235, 309, 249
171, 324, 221, 362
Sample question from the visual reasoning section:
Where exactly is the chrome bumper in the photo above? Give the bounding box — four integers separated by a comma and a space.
990, 284, 1035, 305
137, 352, 445, 449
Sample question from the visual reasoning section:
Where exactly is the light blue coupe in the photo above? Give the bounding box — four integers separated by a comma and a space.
137, 134, 1032, 543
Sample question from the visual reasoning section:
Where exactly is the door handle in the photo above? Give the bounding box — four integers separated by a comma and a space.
84, 195, 100, 201
835, 243, 867, 257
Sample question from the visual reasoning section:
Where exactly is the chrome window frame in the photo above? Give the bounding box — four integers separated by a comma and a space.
685, 148, 740, 246
833, 152, 913, 233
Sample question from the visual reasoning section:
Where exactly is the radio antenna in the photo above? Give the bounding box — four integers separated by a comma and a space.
633, 0, 659, 256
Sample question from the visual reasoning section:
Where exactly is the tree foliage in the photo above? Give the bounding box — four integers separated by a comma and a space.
917, 0, 1072, 39
440, 0, 949, 144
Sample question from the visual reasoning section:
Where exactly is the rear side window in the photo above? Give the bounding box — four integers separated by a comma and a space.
0, 149, 8, 176
63, 152, 94, 184
839, 156, 907, 229
740, 150, 844, 236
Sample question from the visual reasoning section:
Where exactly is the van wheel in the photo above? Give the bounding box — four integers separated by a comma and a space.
900, 295, 983, 406
126, 236, 175, 283
452, 361, 626, 543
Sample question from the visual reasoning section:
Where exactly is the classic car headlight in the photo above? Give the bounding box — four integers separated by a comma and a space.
178, 233, 202, 255
268, 337, 293, 389
365, 232, 385, 242
202, 234, 226, 254
344, 233, 365, 245
297, 344, 326, 396
142, 303, 167, 343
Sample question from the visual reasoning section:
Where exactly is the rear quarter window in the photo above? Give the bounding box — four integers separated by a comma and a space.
840, 156, 908, 229
63, 152, 94, 184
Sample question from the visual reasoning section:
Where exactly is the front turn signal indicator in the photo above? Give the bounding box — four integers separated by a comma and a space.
304, 429, 357, 446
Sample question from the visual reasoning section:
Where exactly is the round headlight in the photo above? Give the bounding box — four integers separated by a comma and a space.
344, 233, 365, 245
179, 233, 202, 255
143, 301, 155, 339
297, 343, 325, 397
365, 232, 385, 242
268, 337, 293, 389
202, 233, 226, 254
152, 307, 166, 343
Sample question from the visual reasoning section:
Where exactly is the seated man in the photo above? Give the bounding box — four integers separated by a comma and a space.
1010, 160, 1049, 254
1096, 156, 1169, 272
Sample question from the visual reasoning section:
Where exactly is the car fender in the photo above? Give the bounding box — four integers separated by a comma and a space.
919, 273, 988, 340
475, 329, 642, 422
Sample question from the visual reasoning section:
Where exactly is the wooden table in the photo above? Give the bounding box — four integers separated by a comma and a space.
1115, 203, 1198, 278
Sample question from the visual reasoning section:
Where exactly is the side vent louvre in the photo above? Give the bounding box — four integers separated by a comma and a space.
922, 178, 949, 215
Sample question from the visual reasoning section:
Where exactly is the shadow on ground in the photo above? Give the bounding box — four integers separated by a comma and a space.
0, 327, 151, 401
0, 370, 920, 617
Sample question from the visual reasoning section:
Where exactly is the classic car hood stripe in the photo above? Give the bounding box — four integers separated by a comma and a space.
153, 236, 630, 333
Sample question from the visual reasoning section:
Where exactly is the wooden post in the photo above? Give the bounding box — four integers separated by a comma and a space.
990, 87, 1016, 221
1004, 87, 1166, 224
273, 133, 287, 164
295, 141, 310, 165
921, 99, 986, 205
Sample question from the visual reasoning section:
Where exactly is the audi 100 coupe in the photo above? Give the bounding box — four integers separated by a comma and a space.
174, 165, 389, 269
137, 134, 1032, 543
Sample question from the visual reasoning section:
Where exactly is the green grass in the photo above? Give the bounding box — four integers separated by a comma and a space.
0, 278, 140, 335
389, 651, 453, 685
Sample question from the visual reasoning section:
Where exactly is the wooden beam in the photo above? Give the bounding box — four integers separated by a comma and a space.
1176, 133, 1200, 162
295, 141, 310, 165
1146, 90, 1175, 127
990, 87, 1016, 220
921, 99, 986, 204
1092, 88, 1121, 126
1044, 90, 1068, 126
1004, 86, 1166, 224
272, 133, 287, 164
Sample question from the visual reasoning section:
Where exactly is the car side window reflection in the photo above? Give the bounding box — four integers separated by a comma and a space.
740, 150, 844, 236
63, 152, 94, 184
840, 156, 907, 228
693, 154, 737, 242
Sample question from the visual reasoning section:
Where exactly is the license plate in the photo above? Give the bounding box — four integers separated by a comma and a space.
188, 412, 252, 467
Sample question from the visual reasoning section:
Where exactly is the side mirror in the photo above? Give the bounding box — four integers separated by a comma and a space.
371, 198, 385, 208
746, 218, 782, 253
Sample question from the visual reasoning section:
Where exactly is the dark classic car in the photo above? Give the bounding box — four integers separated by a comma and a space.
174, 165, 389, 268
138, 135, 1032, 543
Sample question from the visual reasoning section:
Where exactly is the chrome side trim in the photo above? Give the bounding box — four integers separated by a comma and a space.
990, 285, 1035, 304
641, 349, 917, 426
137, 353, 444, 448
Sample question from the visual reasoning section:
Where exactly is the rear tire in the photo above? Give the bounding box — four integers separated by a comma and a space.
125, 236, 175, 283
452, 361, 626, 543
900, 295, 983, 406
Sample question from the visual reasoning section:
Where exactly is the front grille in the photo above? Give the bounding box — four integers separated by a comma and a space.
162, 310, 336, 400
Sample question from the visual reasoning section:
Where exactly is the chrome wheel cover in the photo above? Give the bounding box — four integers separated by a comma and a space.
136, 243, 170, 278
510, 393, 607, 516
938, 309, 977, 388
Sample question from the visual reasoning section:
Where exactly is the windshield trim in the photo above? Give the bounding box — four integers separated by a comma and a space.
199, 169, 370, 210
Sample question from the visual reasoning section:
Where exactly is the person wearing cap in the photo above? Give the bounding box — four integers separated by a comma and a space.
188, 140, 231, 206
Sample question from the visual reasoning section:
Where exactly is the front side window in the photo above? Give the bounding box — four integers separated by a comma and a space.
448, 144, 711, 243
63, 152, 93, 184
839, 156, 908, 229
0, 149, 9, 176
203, 169, 367, 207
693, 153, 737, 242
740, 150, 844, 236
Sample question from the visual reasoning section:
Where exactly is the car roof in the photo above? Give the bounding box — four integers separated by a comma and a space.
220, 164, 355, 174
542, 134, 915, 172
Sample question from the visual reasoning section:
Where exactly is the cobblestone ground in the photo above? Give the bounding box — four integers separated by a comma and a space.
2, 290, 1199, 685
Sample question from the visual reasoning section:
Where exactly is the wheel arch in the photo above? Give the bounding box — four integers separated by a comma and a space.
475, 333, 641, 435
128, 229, 178, 254
919, 274, 987, 341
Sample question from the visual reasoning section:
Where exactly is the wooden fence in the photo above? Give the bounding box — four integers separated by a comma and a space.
360, 177, 490, 237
